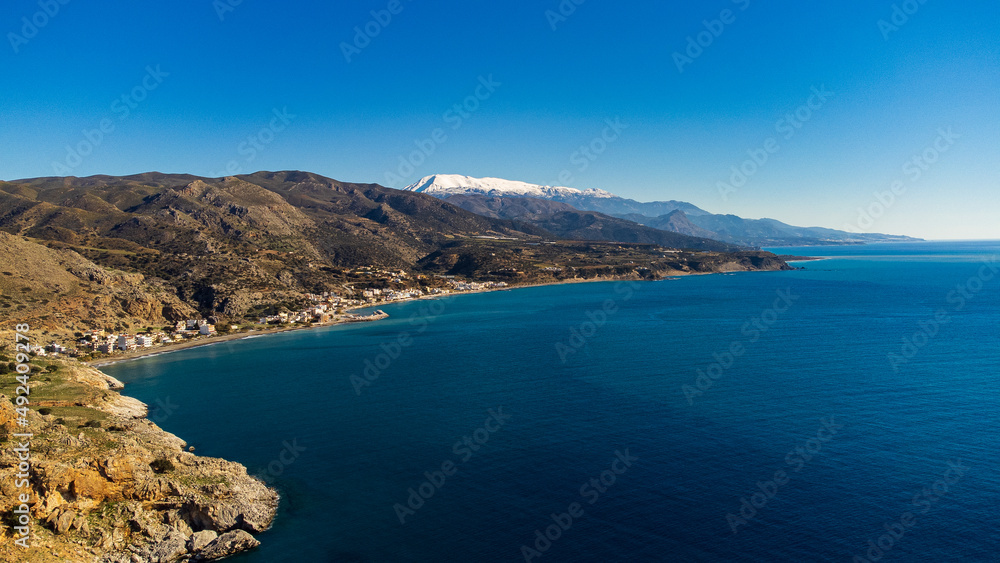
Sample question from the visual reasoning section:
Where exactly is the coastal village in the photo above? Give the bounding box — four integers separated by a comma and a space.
27, 278, 509, 361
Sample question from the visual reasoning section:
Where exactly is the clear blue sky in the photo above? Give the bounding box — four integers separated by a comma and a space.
2, 0, 997, 239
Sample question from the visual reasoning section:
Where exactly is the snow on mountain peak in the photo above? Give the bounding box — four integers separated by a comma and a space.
401, 174, 616, 199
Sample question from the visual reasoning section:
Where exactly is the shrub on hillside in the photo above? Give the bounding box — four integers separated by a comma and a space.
150, 458, 175, 473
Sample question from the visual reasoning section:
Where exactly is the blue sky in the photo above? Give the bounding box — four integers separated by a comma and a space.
2, 0, 997, 239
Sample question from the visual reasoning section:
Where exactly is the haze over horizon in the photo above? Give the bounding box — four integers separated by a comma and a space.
2, 1, 997, 240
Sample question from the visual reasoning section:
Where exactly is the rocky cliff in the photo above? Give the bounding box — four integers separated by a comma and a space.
0, 360, 278, 562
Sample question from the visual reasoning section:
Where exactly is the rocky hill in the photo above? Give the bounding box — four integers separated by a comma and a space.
417, 239, 791, 281
615, 210, 719, 240
0, 172, 546, 338
0, 359, 278, 562
0, 172, 792, 344
0, 231, 197, 339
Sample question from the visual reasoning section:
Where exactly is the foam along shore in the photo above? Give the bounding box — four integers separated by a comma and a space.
87, 311, 390, 368
87, 253, 809, 368
772, 255, 827, 262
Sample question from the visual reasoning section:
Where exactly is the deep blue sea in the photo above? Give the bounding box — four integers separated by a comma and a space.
103, 241, 1000, 562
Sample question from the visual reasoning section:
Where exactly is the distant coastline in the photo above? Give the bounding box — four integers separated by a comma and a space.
773, 255, 827, 262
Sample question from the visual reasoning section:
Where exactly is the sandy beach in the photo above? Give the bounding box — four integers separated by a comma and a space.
86, 262, 812, 368
84, 277, 645, 367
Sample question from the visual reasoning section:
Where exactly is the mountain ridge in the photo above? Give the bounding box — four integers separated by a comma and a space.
442, 194, 740, 252
404, 174, 921, 246
0, 171, 792, 344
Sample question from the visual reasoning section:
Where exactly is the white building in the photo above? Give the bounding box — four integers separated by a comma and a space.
117, 334, 136, 350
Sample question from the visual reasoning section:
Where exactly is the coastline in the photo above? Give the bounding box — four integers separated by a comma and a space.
62, 254, 809, 560
86, 277, 620, 367
0, 360, 279, 561
86, 261, 808, 368
784, 257, 831, 263
87, 325, 308, 367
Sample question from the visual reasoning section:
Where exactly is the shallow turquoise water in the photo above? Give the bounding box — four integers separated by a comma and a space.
104, 241, 1000, 562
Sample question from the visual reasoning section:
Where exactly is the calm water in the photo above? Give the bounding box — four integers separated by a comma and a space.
104, 241, 1000, 562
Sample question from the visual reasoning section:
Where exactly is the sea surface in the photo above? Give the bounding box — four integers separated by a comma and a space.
103, 241, 1000, 562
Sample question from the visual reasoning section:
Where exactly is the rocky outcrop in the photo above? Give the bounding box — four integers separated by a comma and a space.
0, 361, 278, 562
195, 530, 260, 561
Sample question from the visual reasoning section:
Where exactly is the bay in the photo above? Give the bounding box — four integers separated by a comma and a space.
103, 241, 1000, 562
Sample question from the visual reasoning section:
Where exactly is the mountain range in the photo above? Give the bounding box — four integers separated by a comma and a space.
0, 171, 790, 340
404, 174, 920, 247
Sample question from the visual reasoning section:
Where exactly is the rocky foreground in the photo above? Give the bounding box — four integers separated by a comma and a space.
0, 360, 278, 562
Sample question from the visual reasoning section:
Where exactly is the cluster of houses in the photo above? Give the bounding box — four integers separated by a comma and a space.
258, 305, 334, 325
449, 280, 509, 292
72, 319, 227, 355
27, 278, 512, 359
256, 287, 428, 325
360, 288, 427, 302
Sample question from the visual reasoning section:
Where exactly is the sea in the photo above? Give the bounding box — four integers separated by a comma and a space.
102, 241, 1000, 562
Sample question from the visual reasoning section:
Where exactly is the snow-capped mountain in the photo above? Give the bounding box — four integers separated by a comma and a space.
402, 174, 712, 219
402, 174, 616, 199
401, 173, 921, 247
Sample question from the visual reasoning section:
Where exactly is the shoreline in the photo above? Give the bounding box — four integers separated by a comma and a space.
785, 257, 831, 263
87, 325, 310, 367
86, 262, 807, 368
85, 277, 624, 367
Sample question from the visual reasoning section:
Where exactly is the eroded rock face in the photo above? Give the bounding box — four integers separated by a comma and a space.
188, 530, 218, 553
195, 530, 261, 561
145, 531, 189, 563
0, 362, 279, 563
180, 458, 278, 535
